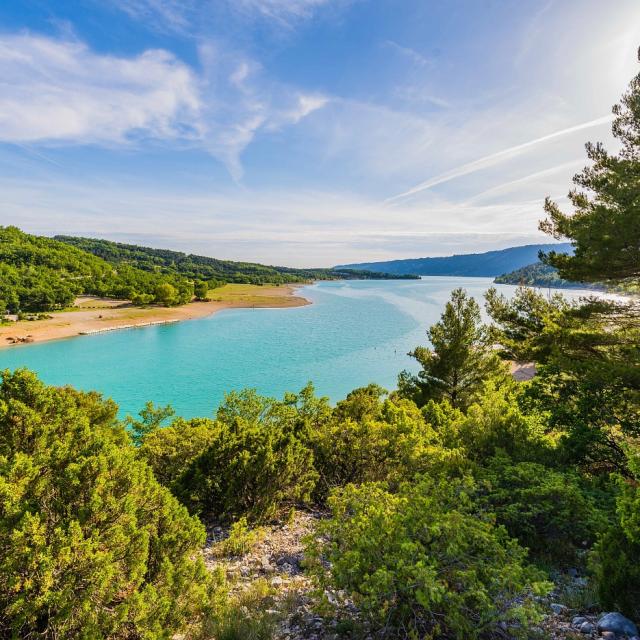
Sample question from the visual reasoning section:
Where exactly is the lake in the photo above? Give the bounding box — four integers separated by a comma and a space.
0, 277, 601, 418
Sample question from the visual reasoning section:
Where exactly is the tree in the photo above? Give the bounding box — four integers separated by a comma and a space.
0, 369, 216, 639
194, 280, 209, 300
398, 288, 507, 409
154, 282, 179, 306
540, 58, 640, 284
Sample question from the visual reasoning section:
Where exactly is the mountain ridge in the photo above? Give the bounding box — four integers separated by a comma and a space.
337, 243, 573, 277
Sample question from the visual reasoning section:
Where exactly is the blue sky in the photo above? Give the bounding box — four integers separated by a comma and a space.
1, 0, 639, 266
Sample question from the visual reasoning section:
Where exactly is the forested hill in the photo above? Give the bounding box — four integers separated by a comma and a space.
0, 226, 196, 312
0, 227, 416, 314
55, 235, 419, 285
494, 262, 603, 290
338, 243, 573, 277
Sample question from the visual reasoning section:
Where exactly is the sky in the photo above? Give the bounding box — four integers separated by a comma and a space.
0, 0, 639, 267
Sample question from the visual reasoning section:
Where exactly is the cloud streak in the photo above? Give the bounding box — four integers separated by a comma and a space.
385, 114, 614, 203
0, 34, 327, 180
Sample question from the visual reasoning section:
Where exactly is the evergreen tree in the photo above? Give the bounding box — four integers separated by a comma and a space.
541, 56, 640, 284
398, 288, 507, 409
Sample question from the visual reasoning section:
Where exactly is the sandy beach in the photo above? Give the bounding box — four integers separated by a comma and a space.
0, 284, 310, 349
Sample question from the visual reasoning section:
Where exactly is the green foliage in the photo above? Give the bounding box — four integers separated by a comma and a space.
176, 386, 323, 522
399, 288, 508, 409
138, 416, 216, 486
451, 382, 551, 463
487, 286, 640, 476
591, 445, 640, 619
494, 261, 623, 292
127, 401, 176, 446
0, 369, 216, 639
196, 578, 280, 640
308, 477, 551, 639
540, 65, 640, 285
478, 455, 606, 566
55, 235, 417, 286
591, 527, 640, 620
0, 226, 197, 312
212, 517, 266, 558
310, 386, 453, 498
194, 280, 210, 300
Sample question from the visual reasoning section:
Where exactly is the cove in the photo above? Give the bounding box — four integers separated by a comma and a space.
0, 277, 599, 418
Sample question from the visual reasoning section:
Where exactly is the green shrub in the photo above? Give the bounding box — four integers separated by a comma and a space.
310, 389, 451, 497
479, 455, 606, 566
591, 444, 640, 619
212, 517, 266, 558
176, 387, 320, 522
444, 383, 552, 463
196, 578, 280, 640
591, 527, 640, 620
308, 476, 551, 639
0, 369, 217, 639
138, 416, 217, 487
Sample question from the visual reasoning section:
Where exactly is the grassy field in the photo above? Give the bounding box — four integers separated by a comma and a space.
206, 283, 307, 308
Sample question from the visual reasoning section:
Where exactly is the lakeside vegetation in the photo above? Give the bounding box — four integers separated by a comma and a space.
1, 53, 640, 640
0, 228, 416, 315
494, 261, 604, 290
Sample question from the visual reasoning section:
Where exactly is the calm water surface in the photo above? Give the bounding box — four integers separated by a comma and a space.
0, 278, 601, 418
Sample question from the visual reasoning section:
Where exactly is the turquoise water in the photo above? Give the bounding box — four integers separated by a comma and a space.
0, 278, 598, 418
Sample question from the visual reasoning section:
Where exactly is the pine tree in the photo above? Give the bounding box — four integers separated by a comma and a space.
541, 56, 640, 285
398, 288, 507, 409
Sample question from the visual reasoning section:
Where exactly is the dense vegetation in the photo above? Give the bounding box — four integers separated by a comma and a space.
1, 52, 639, 640
339, 242, 572, 276
0, 228, 416, 314
55, 235, 418, 286
494, 261, 603, 289
0, 227, 195, 313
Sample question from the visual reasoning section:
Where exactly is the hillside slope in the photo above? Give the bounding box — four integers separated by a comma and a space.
338, 243, 573, 277
56, 236, 418, 284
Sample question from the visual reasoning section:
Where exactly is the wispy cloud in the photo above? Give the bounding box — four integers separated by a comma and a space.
0, 34, 201, 145
385, 115, 614, 203
383, 40, 431, 67
0, 34, 327, 180
108, 0, 350, 33
106, 0, 193, 34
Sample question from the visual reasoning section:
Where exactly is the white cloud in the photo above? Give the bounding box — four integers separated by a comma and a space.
0, 33, 327, 180
385, 115, 615, 203
232, 0, 335, 25
0, 34, 201, 145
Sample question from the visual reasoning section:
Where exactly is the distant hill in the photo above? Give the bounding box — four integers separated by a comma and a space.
494, 262, 601, 290
337, 243, 573, 277
55, 236, 419, 285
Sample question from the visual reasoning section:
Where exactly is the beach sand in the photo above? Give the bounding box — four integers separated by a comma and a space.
0, 284, 310, 349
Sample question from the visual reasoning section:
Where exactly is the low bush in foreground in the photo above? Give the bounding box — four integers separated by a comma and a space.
176, 388, 320, 522
308, 476, 551, 639
0, 369, 218, 639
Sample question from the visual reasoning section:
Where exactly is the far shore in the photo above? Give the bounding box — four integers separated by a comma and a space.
0, 283, 311, 349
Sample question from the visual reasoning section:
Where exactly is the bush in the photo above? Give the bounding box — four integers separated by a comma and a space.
444, 383, 552, 464
308, 476, 550, 639
478, 455, 606, 566
310, 388, 460, 498
591, 445, 640, 619
176, 387, 320, 522
211, 517, 266, 558
0, 369, 217, 639
138, 416, 217, 487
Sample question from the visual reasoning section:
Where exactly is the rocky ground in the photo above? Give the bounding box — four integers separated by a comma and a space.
204, 510, 358, 640
203, 511, 639, 640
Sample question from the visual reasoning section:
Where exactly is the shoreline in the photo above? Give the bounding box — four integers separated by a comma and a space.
0, 284, 311, 350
